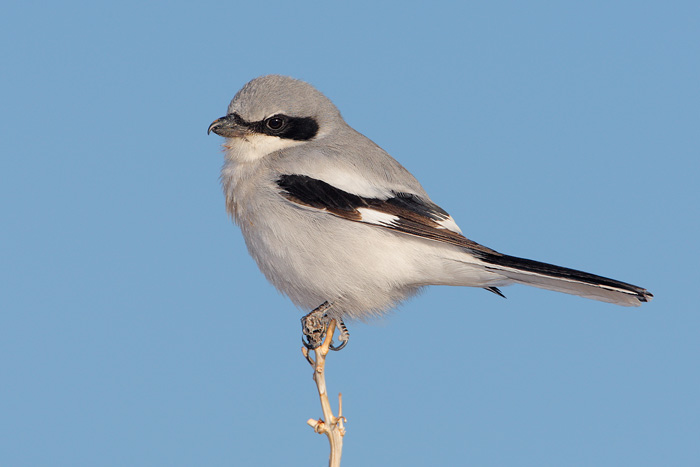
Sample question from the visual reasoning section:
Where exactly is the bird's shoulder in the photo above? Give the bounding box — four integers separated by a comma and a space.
273, 128, 426, 198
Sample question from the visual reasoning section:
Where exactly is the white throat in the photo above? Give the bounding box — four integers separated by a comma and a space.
223, 134, 304, 163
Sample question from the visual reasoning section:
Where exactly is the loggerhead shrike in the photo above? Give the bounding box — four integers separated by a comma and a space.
208, 75, 652, 347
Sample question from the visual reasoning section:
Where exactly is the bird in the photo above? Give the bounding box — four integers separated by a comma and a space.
208, 75, 652, 347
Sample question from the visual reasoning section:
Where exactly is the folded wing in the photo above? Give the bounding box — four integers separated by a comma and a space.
277, 174, 653, 306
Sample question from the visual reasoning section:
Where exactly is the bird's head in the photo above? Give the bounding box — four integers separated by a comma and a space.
208, 75, 343, 162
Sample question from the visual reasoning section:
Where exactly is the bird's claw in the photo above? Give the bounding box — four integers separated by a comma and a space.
300, 302, 350, 351
329, 318, 350, 351
301, 302, 333, 350
328, 339, 348, 351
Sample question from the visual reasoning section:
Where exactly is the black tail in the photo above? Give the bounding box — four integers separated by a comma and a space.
479, 253, 653, 306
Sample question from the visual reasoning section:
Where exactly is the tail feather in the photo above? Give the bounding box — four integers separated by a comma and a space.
485, 286, 506, 298
479, 253, 653, 307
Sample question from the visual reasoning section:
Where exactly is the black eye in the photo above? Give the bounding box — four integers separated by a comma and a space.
265, 116, 286, 131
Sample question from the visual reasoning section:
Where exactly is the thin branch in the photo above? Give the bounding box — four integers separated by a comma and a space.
302, 319, 346, 467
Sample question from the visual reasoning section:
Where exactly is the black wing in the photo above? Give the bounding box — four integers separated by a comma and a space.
277, 174, 500, 256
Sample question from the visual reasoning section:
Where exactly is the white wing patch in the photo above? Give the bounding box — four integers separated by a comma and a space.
436, 215, 462, 234
357, 208, 400, 227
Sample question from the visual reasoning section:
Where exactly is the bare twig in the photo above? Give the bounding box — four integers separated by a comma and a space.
302, 319, 346, 467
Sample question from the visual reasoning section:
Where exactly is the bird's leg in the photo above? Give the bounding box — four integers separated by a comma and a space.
301, 302, 333, 350
329, 318, 349, 351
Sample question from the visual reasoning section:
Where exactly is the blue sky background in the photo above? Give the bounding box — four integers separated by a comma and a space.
2, 1, 698, 465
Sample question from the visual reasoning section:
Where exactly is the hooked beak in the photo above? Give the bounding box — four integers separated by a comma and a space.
207, 114, 249, 137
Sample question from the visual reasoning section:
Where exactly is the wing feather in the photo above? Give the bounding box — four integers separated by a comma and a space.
277, 174, 499, 255
276, 174, 653, 306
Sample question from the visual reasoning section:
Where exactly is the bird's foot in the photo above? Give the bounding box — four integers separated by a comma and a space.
301, 302, 332, 350
301, 302, 349, 351
329, 318, 349, 351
